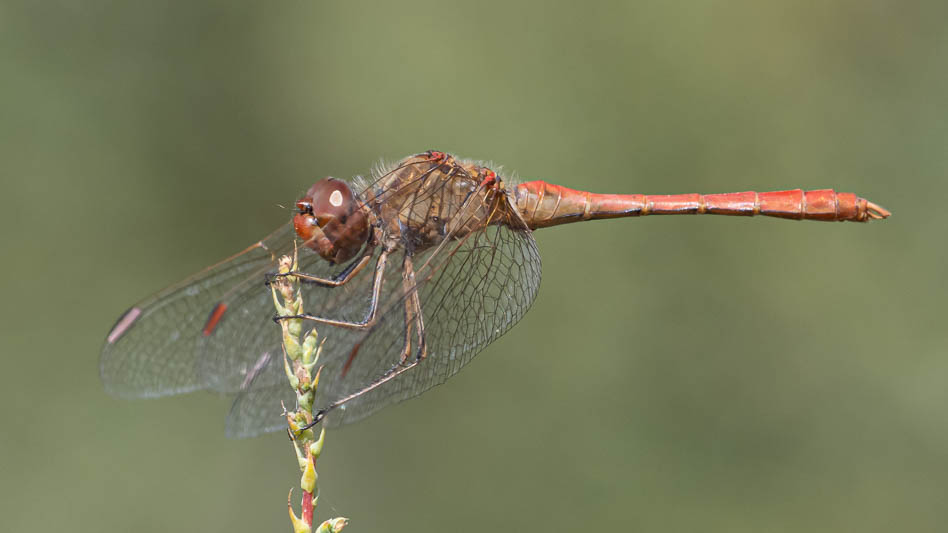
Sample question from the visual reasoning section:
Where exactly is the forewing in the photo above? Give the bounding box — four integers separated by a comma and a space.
214, 242, 395, 438
194, 236, 382, 395
100, 223, 298, 398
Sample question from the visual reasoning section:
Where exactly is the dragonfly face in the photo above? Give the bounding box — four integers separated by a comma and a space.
293, 177, 372, 264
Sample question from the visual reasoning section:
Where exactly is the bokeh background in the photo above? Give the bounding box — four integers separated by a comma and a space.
2, 1, 945, 531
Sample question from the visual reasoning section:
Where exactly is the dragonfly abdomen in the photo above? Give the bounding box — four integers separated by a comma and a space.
514, 181, 890, 229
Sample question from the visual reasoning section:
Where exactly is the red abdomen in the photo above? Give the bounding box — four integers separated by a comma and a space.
514, 182, 890, 229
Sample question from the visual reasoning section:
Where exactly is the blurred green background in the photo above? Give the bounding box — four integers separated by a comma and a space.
1, 1, 945, 531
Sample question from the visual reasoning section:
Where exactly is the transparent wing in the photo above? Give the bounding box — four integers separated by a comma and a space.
100, 220, 378, 401
224, 353, 298, 438
327, 202, 540, 426
220, 242, 401, 436
101, 223, 294, 398
193, 234, 380, 396
336, 233, 539, 425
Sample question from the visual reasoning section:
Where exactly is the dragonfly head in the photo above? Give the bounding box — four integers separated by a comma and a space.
294, 178, 370, 264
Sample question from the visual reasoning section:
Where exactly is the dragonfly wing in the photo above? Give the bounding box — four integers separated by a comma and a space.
224, 355, 298, 438
221, 243, 402, 435
207, 238, 392, 438
311, 197, 542, 428
193, 238, 372, 395
100, 222, 297, 398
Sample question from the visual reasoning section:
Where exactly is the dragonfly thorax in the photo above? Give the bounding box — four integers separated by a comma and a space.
368, 152, 508, 254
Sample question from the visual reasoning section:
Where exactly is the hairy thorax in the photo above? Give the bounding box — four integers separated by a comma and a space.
367, 153, 509, 253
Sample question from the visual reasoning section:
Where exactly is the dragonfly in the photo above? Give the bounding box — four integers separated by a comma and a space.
101, 150, 890, 437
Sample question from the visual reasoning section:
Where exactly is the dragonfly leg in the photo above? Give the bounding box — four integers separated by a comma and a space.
339, 252, 427, 377
275, 249, 390, 330
398, 253, 427, 366
304, 345, 429, 432
299, 255, 429, 433
267, 246, 374, 288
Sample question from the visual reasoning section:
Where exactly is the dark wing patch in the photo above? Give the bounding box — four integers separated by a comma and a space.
201, 302, 228, 337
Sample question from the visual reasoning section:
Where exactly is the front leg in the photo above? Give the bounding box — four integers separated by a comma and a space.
340, 252, 427, 377
267, 245, 374, 288
275, 249, 390, 330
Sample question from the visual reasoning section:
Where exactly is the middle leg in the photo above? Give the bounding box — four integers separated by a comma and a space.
302, 254, 430, 430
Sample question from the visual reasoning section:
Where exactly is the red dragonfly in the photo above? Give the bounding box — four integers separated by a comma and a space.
101, 151, 890, 437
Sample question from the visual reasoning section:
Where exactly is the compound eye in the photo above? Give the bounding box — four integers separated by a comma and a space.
307, 177, 355, 225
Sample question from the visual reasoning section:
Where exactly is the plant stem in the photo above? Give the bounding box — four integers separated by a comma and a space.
272, 247, 348, 533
